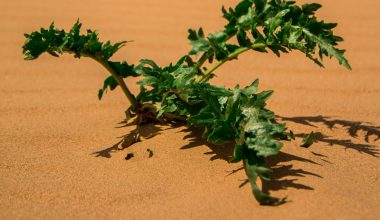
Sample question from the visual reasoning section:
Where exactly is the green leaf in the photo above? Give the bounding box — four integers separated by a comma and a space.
207, 31, 230, 60
244, 160, 286, 206
267, 9, 290, 33
254, 0, 266, 13
190, 107, 215, 126
230, 144, 244, 163
302, 3, 322, 15
237, 29, 251, 47
98, 76, 118, 100
235, 0, 253, 16
188, 28, 210, 55
252, 184, 287, 206
241, 79, 260, 96
109, 61, 138, 78
257, 90, 273, 102
23, 20, 128, 61
207, 123, 235, 144
301, 131, 315, 148
302, 29, 351, 70
288, 27, 303, 46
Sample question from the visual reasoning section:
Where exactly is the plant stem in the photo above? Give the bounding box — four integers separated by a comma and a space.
93, 58, 138, 108
62, 49, 138, 108
195, 35, 235, 73
198, 43, 266, 83
195, 52, 210, 70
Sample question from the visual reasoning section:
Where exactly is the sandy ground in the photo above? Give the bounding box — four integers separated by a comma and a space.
1, 0, 379, 219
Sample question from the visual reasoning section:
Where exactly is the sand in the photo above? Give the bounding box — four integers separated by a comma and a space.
1, 0, 379, 219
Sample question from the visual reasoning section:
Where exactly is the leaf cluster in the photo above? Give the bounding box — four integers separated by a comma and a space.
136, 58, 291, 204
188, 0, 351, 69
22, 0, 351, 206
22, 21, 138, 99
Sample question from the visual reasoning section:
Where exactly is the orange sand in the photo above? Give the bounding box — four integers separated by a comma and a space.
1, 0, 379, 219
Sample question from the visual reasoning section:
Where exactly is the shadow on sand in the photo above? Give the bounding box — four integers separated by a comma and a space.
232, 152, 323, 193
92, 115, 379, 194
281, 115, 380, 157
178, 115, 379, 194
180, 126, 323, 193
91, 120, 179, 158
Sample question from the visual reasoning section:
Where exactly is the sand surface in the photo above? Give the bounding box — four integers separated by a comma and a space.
1, 0, 379, 219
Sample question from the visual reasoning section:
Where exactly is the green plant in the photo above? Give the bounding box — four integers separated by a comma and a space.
22, 0, 350, 205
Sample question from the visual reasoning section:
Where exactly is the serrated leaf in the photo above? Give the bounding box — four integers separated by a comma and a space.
244, 122, 284, 157
254, 0, 266, 13
98, 76, 118, 100
257, 90, 273, 101
244, 160, 286, 206
302, 3, 322, 15
23, 20, 128, 61
237, 29, 251, 47
235, 0, 253, 17
225, 87, 242, 124
242, 79, 260, 96
188, 28, 210, 55
267, 9, 290, 33
207, 123, 235, 144
109, 61, 138, 78
190, 107, 215, 126
303, 29, 351, 70
301, 131, 315, 148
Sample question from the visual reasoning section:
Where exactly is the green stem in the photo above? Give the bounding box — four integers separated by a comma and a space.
194, 34, 236, 74
92, 57, 138, 108
64, 50, 138, 109
198, 43, 266, 83
195, 52, 210, 70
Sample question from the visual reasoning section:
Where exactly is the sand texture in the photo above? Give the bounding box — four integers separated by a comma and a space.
1, 0, 379, 219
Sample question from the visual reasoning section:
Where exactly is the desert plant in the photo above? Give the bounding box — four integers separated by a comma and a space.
22, 0, 350, 205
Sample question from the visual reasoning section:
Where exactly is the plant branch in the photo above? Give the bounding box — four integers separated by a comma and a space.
195, 52, 210, 70
63, 50, 138, 108
198, 42, 266, 83
91, 57, 138, 108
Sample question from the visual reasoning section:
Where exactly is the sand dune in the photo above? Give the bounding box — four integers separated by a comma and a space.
1, 0, 379, 219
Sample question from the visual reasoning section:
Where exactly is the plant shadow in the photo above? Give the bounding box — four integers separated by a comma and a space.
262, 152, 322, 193
280, 115, 380, 157
180, 126, 322, 193
180, 127, 234, 161
92, 115, 379, 193
229, 152, 322, 193
92, 120, 179, 158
